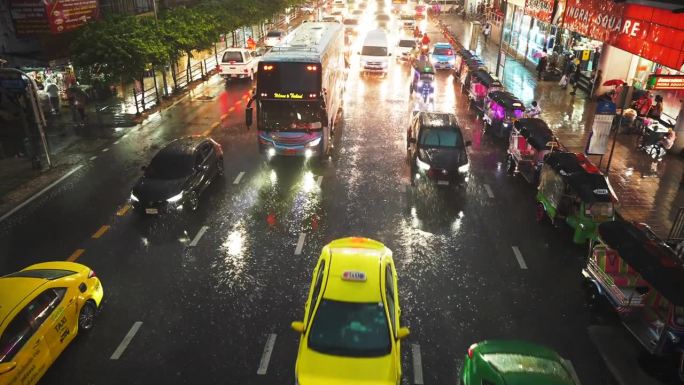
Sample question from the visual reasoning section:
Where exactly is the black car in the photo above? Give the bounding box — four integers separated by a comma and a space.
407, 112, 471, 186
131, 136, 224, 214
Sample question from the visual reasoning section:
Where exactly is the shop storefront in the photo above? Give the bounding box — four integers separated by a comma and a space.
501, 0, 525, 54
502, 0, 556, 65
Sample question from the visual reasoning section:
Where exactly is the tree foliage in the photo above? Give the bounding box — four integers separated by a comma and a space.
70, 0, 304, 83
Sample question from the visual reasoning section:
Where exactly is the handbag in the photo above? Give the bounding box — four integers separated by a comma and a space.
558, 75, 568, 87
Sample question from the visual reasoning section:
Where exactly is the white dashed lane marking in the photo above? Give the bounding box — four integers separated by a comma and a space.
412, 343, 424, 385
233, 171, 245, 185
484, 184, 494, 198
294, 233, 306, 255
110, 321, 143, 360
188, 226, 209, 247
512, 246, 528, 269
256, 333, 277, 375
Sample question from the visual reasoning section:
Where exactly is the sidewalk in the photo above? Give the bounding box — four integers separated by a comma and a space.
435, 14, 684, 238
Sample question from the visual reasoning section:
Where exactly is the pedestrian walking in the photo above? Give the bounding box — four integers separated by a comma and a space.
482, 22, 491, 44
526, 101, 542, 118
247, 36, 256, 50
648, 94, 664, 120
536, 52, 547, 80
570, 62, 582, 95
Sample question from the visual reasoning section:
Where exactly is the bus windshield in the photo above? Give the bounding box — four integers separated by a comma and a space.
259, 100, 325, 131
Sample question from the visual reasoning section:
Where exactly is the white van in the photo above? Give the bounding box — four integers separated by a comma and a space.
359, 29, 391, 74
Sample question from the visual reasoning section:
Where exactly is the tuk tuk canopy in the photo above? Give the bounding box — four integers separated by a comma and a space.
470, 69, 501, 88
457, 49, 474, 60
514, 118, 557, 151
544, 152, 613, 203
598, 220, 684, 306
487, 91, 524, 111
464, 57, 485, 71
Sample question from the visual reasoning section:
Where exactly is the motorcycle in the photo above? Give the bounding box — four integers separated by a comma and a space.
420, 44, 430, 56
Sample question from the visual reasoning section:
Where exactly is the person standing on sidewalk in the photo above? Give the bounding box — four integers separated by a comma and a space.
45, 82, 60, 115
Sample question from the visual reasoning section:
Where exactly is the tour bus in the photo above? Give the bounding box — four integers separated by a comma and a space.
246, 22, 347, 160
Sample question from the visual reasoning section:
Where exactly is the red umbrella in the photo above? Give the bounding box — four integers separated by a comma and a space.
532, 51, 547, 59
603, 79, 626, 86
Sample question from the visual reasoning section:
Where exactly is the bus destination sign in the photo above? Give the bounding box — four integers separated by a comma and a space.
274, 92, 304, 99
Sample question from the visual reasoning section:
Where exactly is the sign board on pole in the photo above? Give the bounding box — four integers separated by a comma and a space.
646, 74, 684, 91
586, 101, 616, 155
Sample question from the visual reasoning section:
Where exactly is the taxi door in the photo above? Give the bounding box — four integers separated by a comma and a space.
0, 310, 51, 385
41, 288, 78, 361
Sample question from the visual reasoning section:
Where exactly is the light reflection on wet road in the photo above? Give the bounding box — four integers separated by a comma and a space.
0, 17, 640, 385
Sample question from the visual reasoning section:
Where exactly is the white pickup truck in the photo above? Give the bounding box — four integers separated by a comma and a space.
218, 48, 261, 81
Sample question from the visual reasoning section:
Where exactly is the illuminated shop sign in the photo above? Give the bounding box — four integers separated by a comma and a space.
646, 75, 684, 91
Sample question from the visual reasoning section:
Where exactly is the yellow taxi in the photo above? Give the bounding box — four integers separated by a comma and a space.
0, 261, 104, 385
291, 237, 410, 385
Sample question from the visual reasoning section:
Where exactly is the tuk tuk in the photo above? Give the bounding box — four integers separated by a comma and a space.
453, 49, 475, 78
584, 219, 684, 380
506, 118, 562, 184
410, 59, 436, 103
459, 57, 486, 92
536, 151, 617, 244
468, 69, 503, 112
482, 91, 525, 138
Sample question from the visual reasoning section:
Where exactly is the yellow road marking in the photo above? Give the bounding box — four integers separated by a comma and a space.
220, 113, 228, 121
116, 204, 131, 216
67, 248, 85, 262
228, 106, 236, 112
92, 225, 110, 239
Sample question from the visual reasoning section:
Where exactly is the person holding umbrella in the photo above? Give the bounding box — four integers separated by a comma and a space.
535, 50, 547, 80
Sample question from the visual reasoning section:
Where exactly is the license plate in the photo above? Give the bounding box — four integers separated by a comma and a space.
437, 180, 450, 186
284, 148, 296, 155
230, 74, 237, 78
145, 208, 159, 215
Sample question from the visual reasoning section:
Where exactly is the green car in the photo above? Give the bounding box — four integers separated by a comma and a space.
460, 340, 580, 385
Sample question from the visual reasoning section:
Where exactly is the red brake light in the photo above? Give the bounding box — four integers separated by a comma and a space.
88, 270, 96, 279
263, 65, 274, 71
306, 65, 318, 71
467, 344, 477, 359
447, 49, 453, 55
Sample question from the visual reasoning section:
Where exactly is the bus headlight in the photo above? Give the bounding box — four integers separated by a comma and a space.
167, 192, 183, 203
267, 148, 276, 158
458, 163, 470, 173
130, 193, 139, 202
304, 149, 313, 158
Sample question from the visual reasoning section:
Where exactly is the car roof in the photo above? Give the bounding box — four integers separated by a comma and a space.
418, 111, 460, 129
434, 42, 453, 48
473, 340, 576, 385
322, 237, 390, 303
159, 136, 206, 156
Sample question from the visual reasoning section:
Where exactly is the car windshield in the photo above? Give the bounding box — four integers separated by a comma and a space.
4, 269, 76, 280
259, 100, 324, 131
399, 40, 416, 48
344, 19, 358, 25
377, 14, 390, 20
433, 47, 452, 56
308, 299, 391, 357
222, 51, 244, 63
483, 353, 572, 381
361, 46, 387, 56
266, 31, 282, 37
420, 128, 462, 148
146, 152, 193, 179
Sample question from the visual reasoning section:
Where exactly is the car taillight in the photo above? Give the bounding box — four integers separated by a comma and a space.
244, 69, 249, 73
217, 65, 222, 72
467, 344, 477, 359
88, 270, 96, 279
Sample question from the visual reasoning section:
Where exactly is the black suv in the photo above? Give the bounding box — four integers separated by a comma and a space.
407, 112, 471, 186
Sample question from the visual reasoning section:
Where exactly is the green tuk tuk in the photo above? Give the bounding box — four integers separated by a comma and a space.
536, 152, 617, 244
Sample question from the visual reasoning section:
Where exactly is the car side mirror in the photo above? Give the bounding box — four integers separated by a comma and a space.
388, 52, 392, 56
245, 107, 253, 127
397, 327, 410, 340
291, 321, 305, 333
408, 137, 416, 143
140, 165, 147, 171
465, 140, 472, 146
0, 362, 17, 375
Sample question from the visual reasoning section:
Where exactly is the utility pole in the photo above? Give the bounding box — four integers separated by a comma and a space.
0, 68, 52, 168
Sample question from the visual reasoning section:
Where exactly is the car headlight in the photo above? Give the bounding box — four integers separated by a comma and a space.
448, 57, 455, 63
458, 163, 470, 173
380, 61, 388, 67
167, 192, 183, 203
416, 157, 430, 171
416, 80, 423, 87
130, 192, 139, 202
307, 137, 322, 147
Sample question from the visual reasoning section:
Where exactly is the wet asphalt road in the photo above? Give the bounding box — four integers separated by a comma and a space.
0, 27, 617, 385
